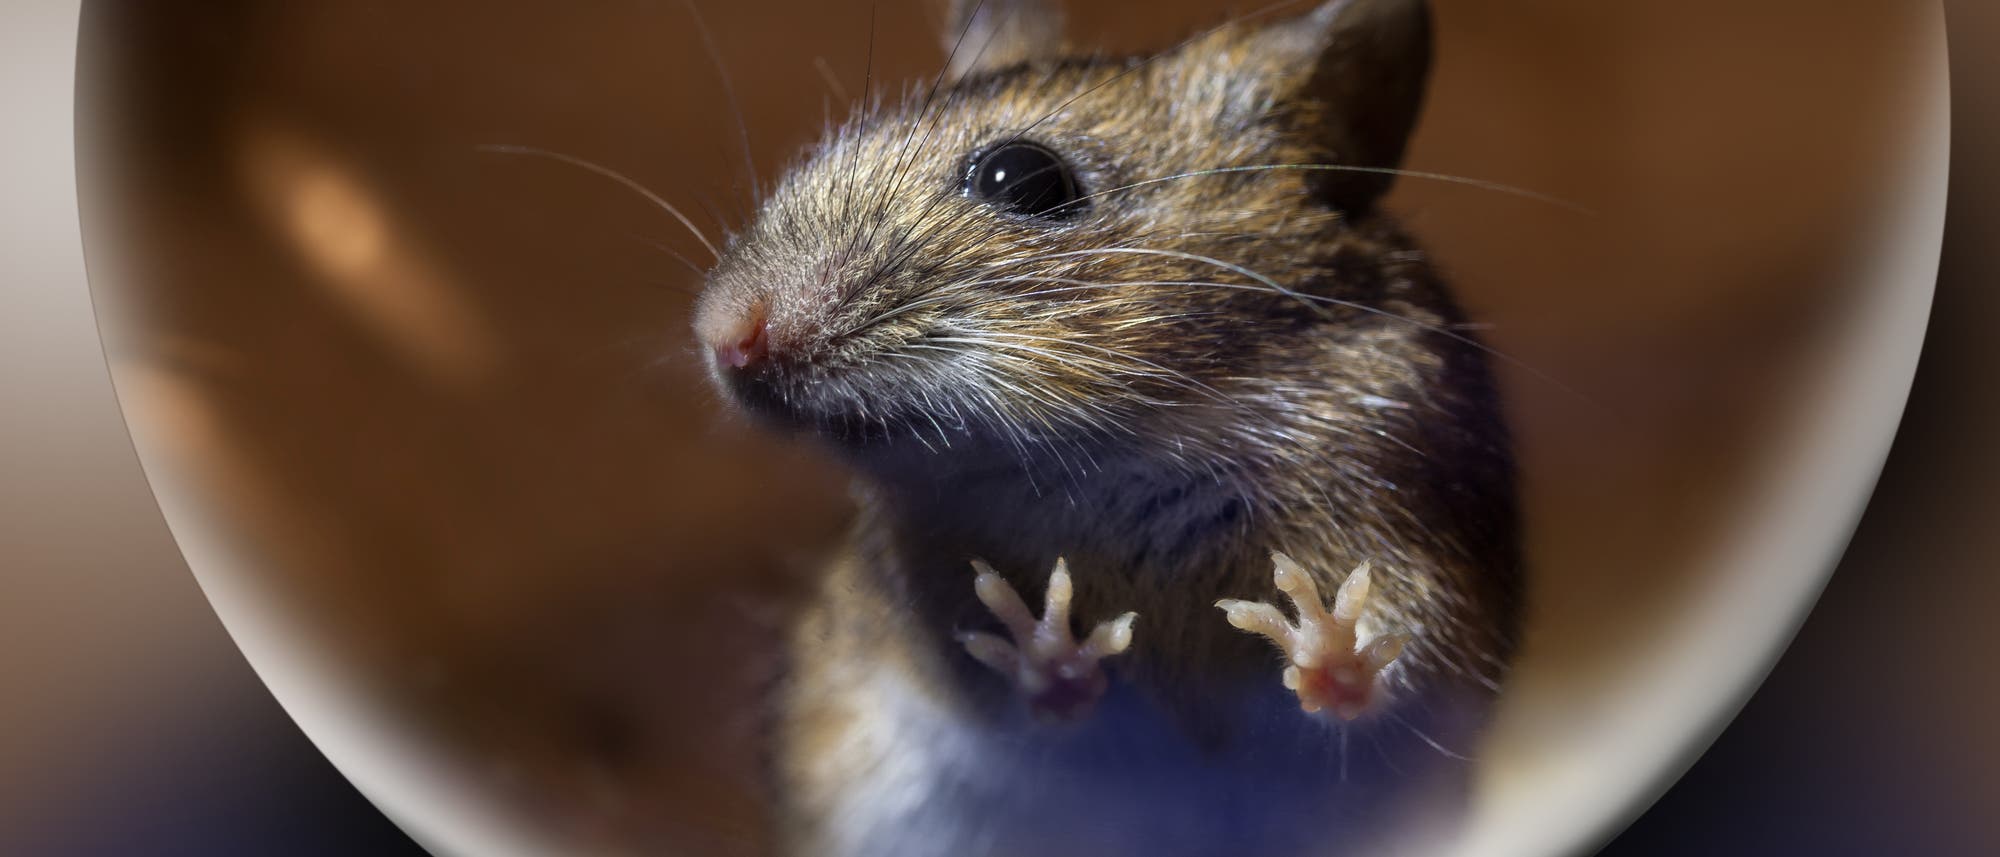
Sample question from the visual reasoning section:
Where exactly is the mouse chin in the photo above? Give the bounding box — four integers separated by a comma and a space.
710, 344, 1110, 479
713, 364, 936, 450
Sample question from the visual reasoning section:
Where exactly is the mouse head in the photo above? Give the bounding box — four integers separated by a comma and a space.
694, 0, 1439, 478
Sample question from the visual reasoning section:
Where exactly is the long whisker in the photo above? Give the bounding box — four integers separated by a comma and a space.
1052, 164, 1593, 217
905, 342, 1131, 438
961, 329, 1248, 408
832, 3, 882, 271
681, 0, 761, 204
811, 56, 851, 103
861, 2, 878, 105
899, 330, 1316, 509
1043, 246, 1322, 311
869, 0, 994, 253
1386, 711, 1474, 762
871, 283, 1404, 447
926, 335, 1151, 397
1032, 248, 1602, 408
630, 234, 707, 279
929, 310, 1362, 460
476, 144, 723, 262
881, 0, 1034, 264
930, 333, 1194, 404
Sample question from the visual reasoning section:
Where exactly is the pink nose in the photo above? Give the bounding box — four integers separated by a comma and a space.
713, 311, 769, 370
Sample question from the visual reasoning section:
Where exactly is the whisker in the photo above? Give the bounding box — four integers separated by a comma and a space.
919, 322, 1341, 476
905, 343, 1128, 440
811, 56, 851, 103
1387, 712, 1473, 762
1042, 246, 1324, 312
476, 144, 722, 261
867, 0, 994, 254
630, 234, 707, 279
830, 3, 882, 271
1033, 248, 1603, 409
882, 0, 1034, 263
681, 0, 761, 203
964, 329, 1236, 405
1049, 164, 1593, 217
926, 336, 1148, 396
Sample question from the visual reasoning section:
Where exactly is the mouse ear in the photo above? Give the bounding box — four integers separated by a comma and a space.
1243, 0, 1434, 213
936, 0, 1065, 82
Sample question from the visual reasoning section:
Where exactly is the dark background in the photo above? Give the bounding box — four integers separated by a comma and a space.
3, 1, 1990, 855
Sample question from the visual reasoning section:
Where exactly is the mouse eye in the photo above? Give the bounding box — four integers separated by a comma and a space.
965, 142, 1083, 219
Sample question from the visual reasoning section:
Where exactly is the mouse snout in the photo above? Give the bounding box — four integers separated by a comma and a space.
694, 288, 833, 425
696, 297, 772, 372
714, 310, 769, 370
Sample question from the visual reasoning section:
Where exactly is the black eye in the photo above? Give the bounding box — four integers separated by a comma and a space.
965, 142, 1083, 219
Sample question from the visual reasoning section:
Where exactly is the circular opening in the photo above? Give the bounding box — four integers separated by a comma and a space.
77, 2, 1945, 855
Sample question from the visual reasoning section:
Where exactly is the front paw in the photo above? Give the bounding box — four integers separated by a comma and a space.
1217, 553, 1409, 721
957, 558, 1138, 724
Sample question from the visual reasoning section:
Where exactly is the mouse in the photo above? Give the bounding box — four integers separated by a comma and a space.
690, 1, 1522, 854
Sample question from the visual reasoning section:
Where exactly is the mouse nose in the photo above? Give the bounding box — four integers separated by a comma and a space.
711, 307, 770, 370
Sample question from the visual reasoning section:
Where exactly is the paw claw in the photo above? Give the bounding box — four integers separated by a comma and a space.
1081, 611, 1137, 660
1332, 560, 1373, 625
957, 630, 1020, 675
972, 563, 1039, 641
1363, 632, 1409, 672
1217, 598, 1292, 643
